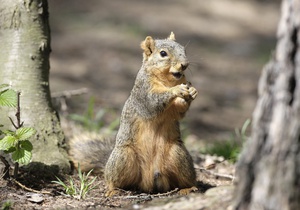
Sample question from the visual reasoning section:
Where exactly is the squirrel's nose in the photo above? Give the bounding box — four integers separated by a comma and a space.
181, 62, 189, 71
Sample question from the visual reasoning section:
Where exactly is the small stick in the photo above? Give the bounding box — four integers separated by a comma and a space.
0, 155, 10, 179
13, 92, 22, 179
117, 188, 180, 200
8, 117, 18, 129
15, 92, 24, 128
52, 88, 89, 113
14, 162, 19, 179
12, 179, 51, 194
152, 188, 179, 197
198, 168, 235, 181
52, 88, 89, 99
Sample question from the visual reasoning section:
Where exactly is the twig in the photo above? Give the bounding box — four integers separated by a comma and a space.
12, 179, 51, 194
151, 188, 179, 197
117, 188, 180, 200
8, 92, 23, 129
15, 92, 23, 128
8, 117, 18, 129
0, 155, 10, 179
198, 167, 235, 181
13, 92, 22, 179
14, 162, 19, 179
52, 88, 89, 113
51, 88, 89, 99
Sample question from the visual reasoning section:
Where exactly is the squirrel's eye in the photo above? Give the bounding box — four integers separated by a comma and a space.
160, 50, 168, 57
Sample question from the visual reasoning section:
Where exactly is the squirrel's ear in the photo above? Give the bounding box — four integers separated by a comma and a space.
141, 36, 155, 57
168, 32, 176, 41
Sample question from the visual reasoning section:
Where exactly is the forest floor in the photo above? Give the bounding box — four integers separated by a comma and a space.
0, 152, 235, 210
1, 0, 280, 209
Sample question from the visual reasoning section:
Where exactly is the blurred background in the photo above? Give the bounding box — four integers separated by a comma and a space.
48, 0, 281, 150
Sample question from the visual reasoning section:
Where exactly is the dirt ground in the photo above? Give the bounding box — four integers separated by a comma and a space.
0, 153, 235, 209
1, 0, 281, 209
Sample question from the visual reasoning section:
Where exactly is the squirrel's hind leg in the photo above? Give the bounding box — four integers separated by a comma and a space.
104, 146, 140, 197
166, 143, 197, 190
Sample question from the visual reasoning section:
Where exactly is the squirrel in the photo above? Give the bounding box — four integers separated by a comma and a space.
68, 32, 198, 196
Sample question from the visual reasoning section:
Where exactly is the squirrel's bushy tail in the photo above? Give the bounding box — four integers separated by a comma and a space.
68, 133, 115, 174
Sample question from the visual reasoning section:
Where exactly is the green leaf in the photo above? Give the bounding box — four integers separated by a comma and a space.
16, 127, 36, 140
2, 130, 15, 136
0, 89, 17, 107
20, 140, 33, 151
0, 135, 17, 150
4, 146, 16, 153
12, 148, 32, 165
69, 114, 88, 124
0, 84, 9, 91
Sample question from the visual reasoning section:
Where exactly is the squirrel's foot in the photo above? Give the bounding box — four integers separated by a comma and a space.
178, 186, 198, 195
105, 189, 122, 197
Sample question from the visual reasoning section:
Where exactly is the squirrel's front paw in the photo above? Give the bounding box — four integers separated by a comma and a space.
188, 86, 198, 100
171, 83, 198, 102
171, 84, 190, 99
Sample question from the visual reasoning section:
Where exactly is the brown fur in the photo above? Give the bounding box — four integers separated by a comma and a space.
68, 133, 114, 174
104, 32, 198, 196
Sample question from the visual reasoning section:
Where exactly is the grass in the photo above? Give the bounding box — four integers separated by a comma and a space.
201, 119, 251, 163
68, 96, 119, 135
1, 200, 13, 210
52, 165, 97, 200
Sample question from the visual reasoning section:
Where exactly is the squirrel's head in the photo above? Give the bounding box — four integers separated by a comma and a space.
140, 32, 189, 86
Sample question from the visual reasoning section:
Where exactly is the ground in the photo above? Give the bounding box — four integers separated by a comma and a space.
1, 0, 280, 209
0, 153, 235, 209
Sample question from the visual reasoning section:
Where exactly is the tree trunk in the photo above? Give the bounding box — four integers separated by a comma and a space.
0, 0, 70, 172
234, 0, 300, 209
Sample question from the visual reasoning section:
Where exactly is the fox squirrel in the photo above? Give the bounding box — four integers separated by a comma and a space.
69, 32, 198, 196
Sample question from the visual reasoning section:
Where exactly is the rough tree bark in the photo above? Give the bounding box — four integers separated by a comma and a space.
234, 0, 300, 209
0, 0, 70, 172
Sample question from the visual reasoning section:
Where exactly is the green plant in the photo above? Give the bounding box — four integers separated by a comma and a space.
0, 127, 35, 164
52, 164, 97, 199
69, 97, 119, 134
202, 140, 241, 163
201, 119, 251, 163
0, 84, 17, 107
234, 118, 251, 143
0, 84, 35, 178
1, 200, 13, 210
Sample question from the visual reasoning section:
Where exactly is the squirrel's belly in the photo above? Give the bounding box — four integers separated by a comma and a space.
138, 165, 172, 193
137, 145, 174, 193
135, 119, 181, 192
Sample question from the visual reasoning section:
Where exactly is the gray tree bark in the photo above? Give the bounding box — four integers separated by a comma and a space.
234, 0, 300, 209
0, 0, 70, 172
